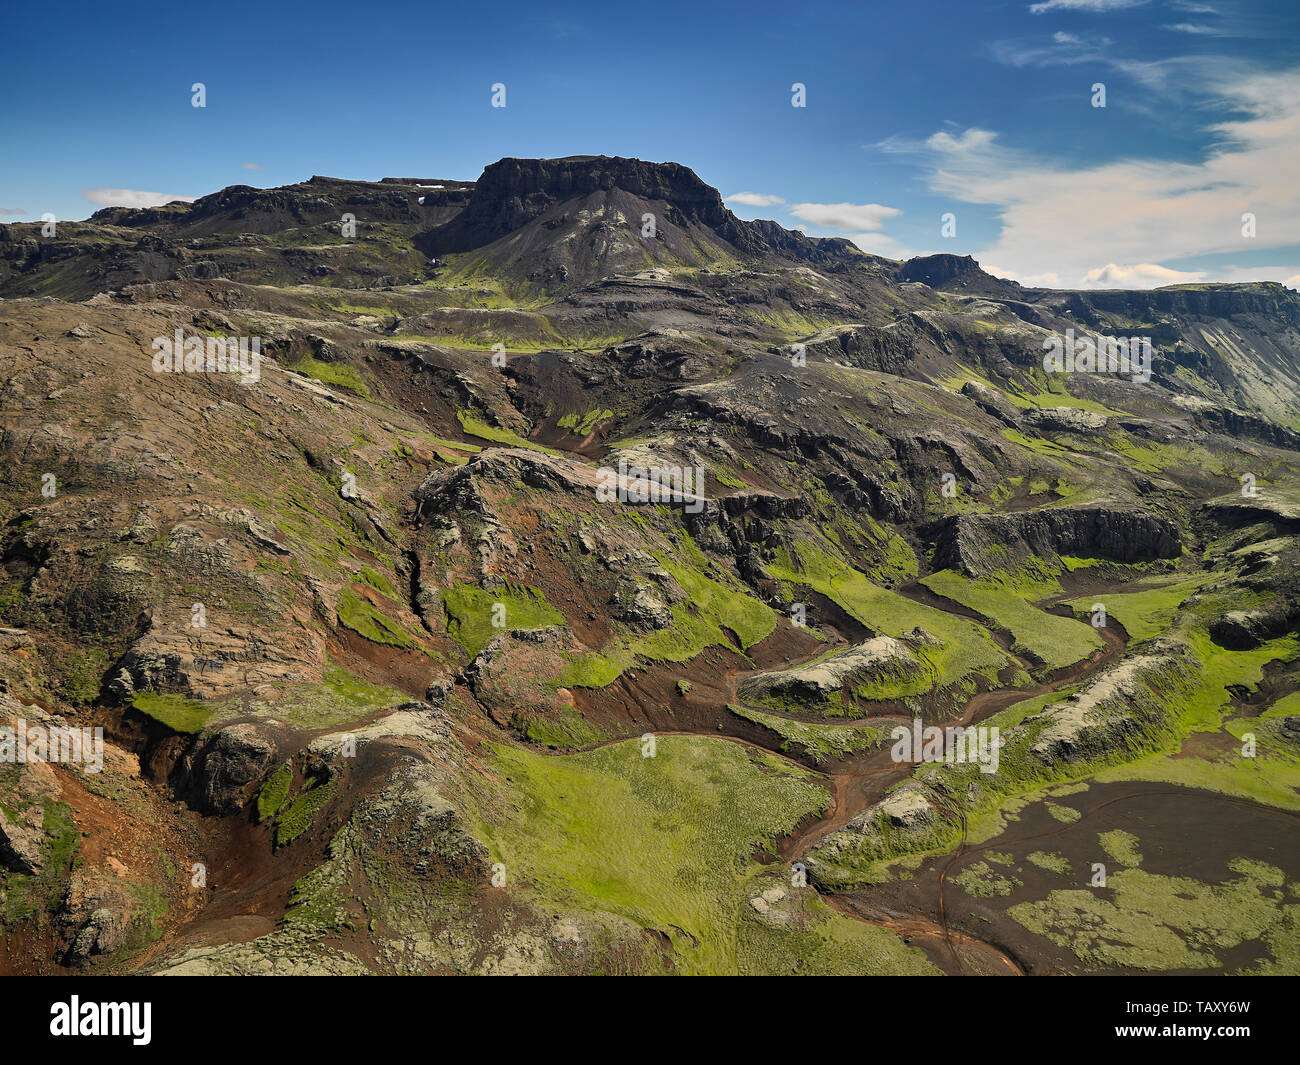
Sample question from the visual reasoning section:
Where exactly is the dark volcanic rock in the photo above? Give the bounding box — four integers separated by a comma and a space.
1208, 608, 1299, 650
895, 254, 1021, 296
180, 723, 280, 814
800, 321, 919, 374
1067, 283, 1300, 325
960, 380, 1020, 425
897, 254, 983, 286
415, 155, 857, 265
1193, 406, 1300, 453
930, 505, 1182, 577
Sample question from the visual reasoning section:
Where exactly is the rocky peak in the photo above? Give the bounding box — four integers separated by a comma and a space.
431, 156, 732, 247
416, 154, 856, 264
897, 253, 985, 286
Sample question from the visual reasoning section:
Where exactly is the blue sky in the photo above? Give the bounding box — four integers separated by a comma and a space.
2, 0, 1297, 288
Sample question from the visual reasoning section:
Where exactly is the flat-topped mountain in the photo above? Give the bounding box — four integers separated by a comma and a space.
413, 155, 860, 280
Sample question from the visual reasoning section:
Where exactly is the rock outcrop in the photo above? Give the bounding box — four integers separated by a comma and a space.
799, 322, 919, 375
0, 804, 45, 875
960, 380, 1020, 425
739, 635, 923, 709
930, 504, 1181, 578
1023, 406, 1109, 433
181, 723, 281, 815
415, 155, 856, 266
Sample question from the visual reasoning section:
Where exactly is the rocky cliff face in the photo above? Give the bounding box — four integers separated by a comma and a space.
929, 505, 1183, 578
415, 155, 850, 262
1065, 282, 1300, 324
420, 156, 730, 250
896, 253, 984, 286
895, 253, 1023, 297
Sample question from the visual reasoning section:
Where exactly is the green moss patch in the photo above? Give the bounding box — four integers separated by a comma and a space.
728, 704, 887, 765
257, 762, 293, 823
921, 569, 1103, 671
475, 736, 836, 974
456, 410, 559, 455
558, 408, 613, 435
131, 692, 215, 734
275, 778, 335, 847
1065, 574, 1211, 644
293, 357, 371, 398
355, 566, 398, 599
0, 800, 79, 929
556, 533, 775, 690
441, 582, 565, 658
1099, 828, 1143, 867
1027, 851, 1073, 876
337, 587, 419, 648
1009, 858, 1298, 972
766, 541, 1007, 695
520, 706, 607, 750
952, 860, 1022, 898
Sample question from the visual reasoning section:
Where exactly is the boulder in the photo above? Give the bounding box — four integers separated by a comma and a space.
0, 804, 45, 875
961, 380, 1020, 425
1023, 406, 1108, 433
184, 723, 279, 814
59, 871, 137, 965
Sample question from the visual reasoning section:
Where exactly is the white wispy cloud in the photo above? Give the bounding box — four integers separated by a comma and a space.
81, 188, 198, 209
726, 191, 785, 207
1081, 263, 1204, 286
242, 162, 263, 171
990, 27, 1254, 102
848, 233, 918, 260
0, 208, 26, 216
1029, 0, 1147, 13
991, 33, 1113, 69
883, 67, 1300, 288
788, 201, 901, 231
1163, 22, 1222, 34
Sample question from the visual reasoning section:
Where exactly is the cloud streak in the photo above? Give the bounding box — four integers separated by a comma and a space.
788, 201, 901, 231
1028, 0, 1147, 13
725, 192, 785, 207
81, 188, 198, 209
